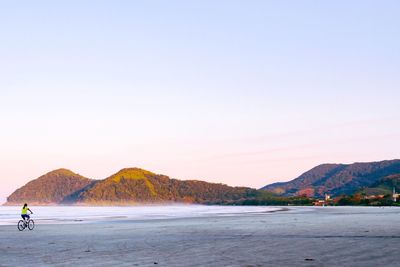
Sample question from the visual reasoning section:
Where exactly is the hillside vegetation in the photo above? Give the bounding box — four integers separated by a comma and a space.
6, 168, 257, 205
72, 168, 257, 204
358, 174, 400, 196
6, 169, 94, 205
262, 160, 400, 197
7, 160, 400, 206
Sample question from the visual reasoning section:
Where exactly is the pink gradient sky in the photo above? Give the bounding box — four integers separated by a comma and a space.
1, 1, 400, 202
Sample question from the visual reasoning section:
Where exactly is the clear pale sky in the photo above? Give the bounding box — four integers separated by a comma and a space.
1, 1, 399, 203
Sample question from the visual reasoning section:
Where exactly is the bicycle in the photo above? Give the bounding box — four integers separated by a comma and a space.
18, 216, 35, 231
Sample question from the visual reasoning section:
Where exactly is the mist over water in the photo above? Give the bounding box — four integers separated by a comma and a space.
0, 205, 279, 226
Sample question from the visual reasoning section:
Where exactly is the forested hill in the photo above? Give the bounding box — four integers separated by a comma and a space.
69, 168, 257, 204
262, 159, 400, 197
5, 168, 257, 205
8, 160, 400, 206
358, 174, 400, 196
5, 169, 94, 205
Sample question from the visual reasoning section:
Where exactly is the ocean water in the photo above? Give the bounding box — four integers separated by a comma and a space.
0, 205, 279, 225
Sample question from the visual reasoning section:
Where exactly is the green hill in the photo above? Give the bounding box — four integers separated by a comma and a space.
5, 169, 94, 205
72, 168, 257, 205
6, 168, 257, 205
358, 174, 400, 196
262, 159, 400, 197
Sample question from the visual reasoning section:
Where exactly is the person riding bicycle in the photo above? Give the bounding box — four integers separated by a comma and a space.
21, 203, 33, 221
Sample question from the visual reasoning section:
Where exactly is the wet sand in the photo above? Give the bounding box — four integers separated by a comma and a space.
1, 206, 400, 267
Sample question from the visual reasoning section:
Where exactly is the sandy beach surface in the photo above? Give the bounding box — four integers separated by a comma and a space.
1, 206, 400, 267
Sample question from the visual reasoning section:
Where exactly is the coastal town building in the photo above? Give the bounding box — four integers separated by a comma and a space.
393, 188, 399, 202
314, 194, 333, 206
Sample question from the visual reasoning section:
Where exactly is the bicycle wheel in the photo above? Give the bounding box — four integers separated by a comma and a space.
28, 220, 35, 230
18, 220, 25, 231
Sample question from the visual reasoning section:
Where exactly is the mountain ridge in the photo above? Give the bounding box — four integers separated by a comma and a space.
6, 159, 400, 205
5, 167, 257, 205
262, 159, 400, 197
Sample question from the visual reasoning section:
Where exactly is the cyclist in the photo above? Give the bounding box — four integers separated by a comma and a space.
21, 203, 33, 221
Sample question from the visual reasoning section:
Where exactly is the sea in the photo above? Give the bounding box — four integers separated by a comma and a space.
0, 205, 279, 226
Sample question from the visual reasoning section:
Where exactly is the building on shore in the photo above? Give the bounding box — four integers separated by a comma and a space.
314, 194, 333, 206
393, 187, 399, 202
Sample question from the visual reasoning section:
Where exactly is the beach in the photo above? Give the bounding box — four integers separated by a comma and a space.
1, 206, 400, 267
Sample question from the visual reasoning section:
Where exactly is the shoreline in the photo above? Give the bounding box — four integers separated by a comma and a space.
1, 206, 400, 266
0, 205, 284, 226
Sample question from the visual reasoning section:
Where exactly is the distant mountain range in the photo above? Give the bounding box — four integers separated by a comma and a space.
5, 159, 400, 206
5, 168, 257, 205
262, 159, 400, 197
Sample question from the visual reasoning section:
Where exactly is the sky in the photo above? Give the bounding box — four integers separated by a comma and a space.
1, 1, 400, 203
